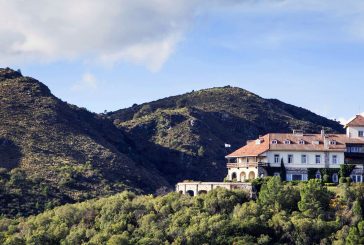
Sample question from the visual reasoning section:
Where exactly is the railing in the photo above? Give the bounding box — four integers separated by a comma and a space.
227, 162, 268, 168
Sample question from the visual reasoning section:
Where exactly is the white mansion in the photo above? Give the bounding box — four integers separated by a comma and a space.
226, 115, 364, 183
176, 115, 364, 196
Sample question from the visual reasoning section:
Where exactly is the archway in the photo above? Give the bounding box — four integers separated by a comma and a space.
240, 172, 246, 182
248, 171, 255, 180
179, 191, 183, 194
332, 173, 338, 183
231, 172, 237, 181
198, 190, 207, 195
186, 190, 195, 196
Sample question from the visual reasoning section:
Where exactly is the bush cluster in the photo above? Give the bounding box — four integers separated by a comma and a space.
0, 178, 363, 244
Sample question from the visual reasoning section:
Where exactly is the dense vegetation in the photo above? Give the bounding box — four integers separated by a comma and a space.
110, 86, 344, 184
0, 177, 363, 245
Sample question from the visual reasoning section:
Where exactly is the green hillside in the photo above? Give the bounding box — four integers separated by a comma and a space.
0, 68, 169, 217
0, 68, 345, 218
109, 86, 344, 184
0, 178, 362, 244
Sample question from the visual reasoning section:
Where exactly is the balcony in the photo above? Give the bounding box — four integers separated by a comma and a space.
227, 162, 268, 168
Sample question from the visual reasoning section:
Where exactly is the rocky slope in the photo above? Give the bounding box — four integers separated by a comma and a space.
0, 68, 345, 217
0, 68, 169, 216
109, 86, 344, 184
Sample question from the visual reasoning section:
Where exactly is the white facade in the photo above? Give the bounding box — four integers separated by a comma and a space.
347, 126, 364, 139
227, 167, 259, 182
266, 151, 344, 169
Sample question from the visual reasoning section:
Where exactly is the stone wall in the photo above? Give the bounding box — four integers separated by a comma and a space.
176, 182, 254, 197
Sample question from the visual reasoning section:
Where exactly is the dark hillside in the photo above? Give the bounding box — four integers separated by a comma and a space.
110, 86, 344, 184
0, 68, 169, 217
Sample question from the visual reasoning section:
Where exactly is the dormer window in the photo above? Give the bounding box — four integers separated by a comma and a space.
256, 139, 263, 145
271, 140, 278, 144
284, 140, 291, 144
299, 140, 305, 145
329, 140, 337, 145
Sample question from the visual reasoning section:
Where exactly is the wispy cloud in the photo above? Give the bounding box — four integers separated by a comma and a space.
1, 0, 364, 71
71, 73, 98, 92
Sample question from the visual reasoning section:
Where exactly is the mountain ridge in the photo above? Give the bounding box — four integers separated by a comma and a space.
109, 86, 344, 184
0, 68, 170, 217
0, 68, 345, 217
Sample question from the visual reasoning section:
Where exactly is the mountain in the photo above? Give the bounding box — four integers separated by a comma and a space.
109, 86, 344, 184
0, 68, 344, 217
0, 68, 169, 217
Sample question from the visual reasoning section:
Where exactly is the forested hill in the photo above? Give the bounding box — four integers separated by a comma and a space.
0, 68, 344, 217
0, 68, 170, 217
1, 178, 363, 244
109, 86, 344, 184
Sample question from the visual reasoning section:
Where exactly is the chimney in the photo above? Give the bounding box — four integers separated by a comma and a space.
321, 129, 325, 138
293, 130, 303, 136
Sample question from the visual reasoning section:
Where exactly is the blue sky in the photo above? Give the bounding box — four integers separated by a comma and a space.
1, 0, 364, 123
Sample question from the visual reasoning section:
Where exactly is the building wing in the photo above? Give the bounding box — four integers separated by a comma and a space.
226, 134, 270, 157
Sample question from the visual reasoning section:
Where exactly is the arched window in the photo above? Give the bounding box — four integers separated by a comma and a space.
231, 172, 237, 180
315, 173, 321, 179
186, 190, 195, 196
248, 171, 255, 179
284, 140, 291, 144
332, 173, 338, 183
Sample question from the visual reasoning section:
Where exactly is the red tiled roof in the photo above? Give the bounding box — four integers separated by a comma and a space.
346, 115, 364, 128
227, 134, 270, 157
226, 132, 364, 157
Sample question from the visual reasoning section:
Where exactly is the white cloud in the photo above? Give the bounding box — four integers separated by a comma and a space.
71, 73, 98, 92
1, 0, 364, 71
0, 0, 200, 71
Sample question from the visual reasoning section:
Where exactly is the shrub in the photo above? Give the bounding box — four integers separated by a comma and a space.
323, 174, 330, 183
339, 177, 346, 184
346, 177, 352, 184
324, 183, 336, 187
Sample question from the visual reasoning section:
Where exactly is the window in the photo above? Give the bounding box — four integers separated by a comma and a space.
274, 154, 280, 164
292, 174, 303, 181
299, 140, 305, 145
301, 154, 307, 164
315, 155, 321, 164
288, 154, 293, 164
287, 174, 307, 181
329, 140, 336, 145
332, 173, 338, 183
271, 140, 278, 144
284, 140, 291, 144
316, 173, 321, 179
351, 175, 362, 183
359, 131, 364, 137
350, 147, 362, 153
332, 155, 338, 164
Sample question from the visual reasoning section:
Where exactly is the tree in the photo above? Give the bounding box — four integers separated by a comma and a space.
280, 159, 286, 181
258, 176, 299, 213
298, 179, 332, 219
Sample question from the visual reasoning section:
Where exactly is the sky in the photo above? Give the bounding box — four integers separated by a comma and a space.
1, 0, 364, 124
